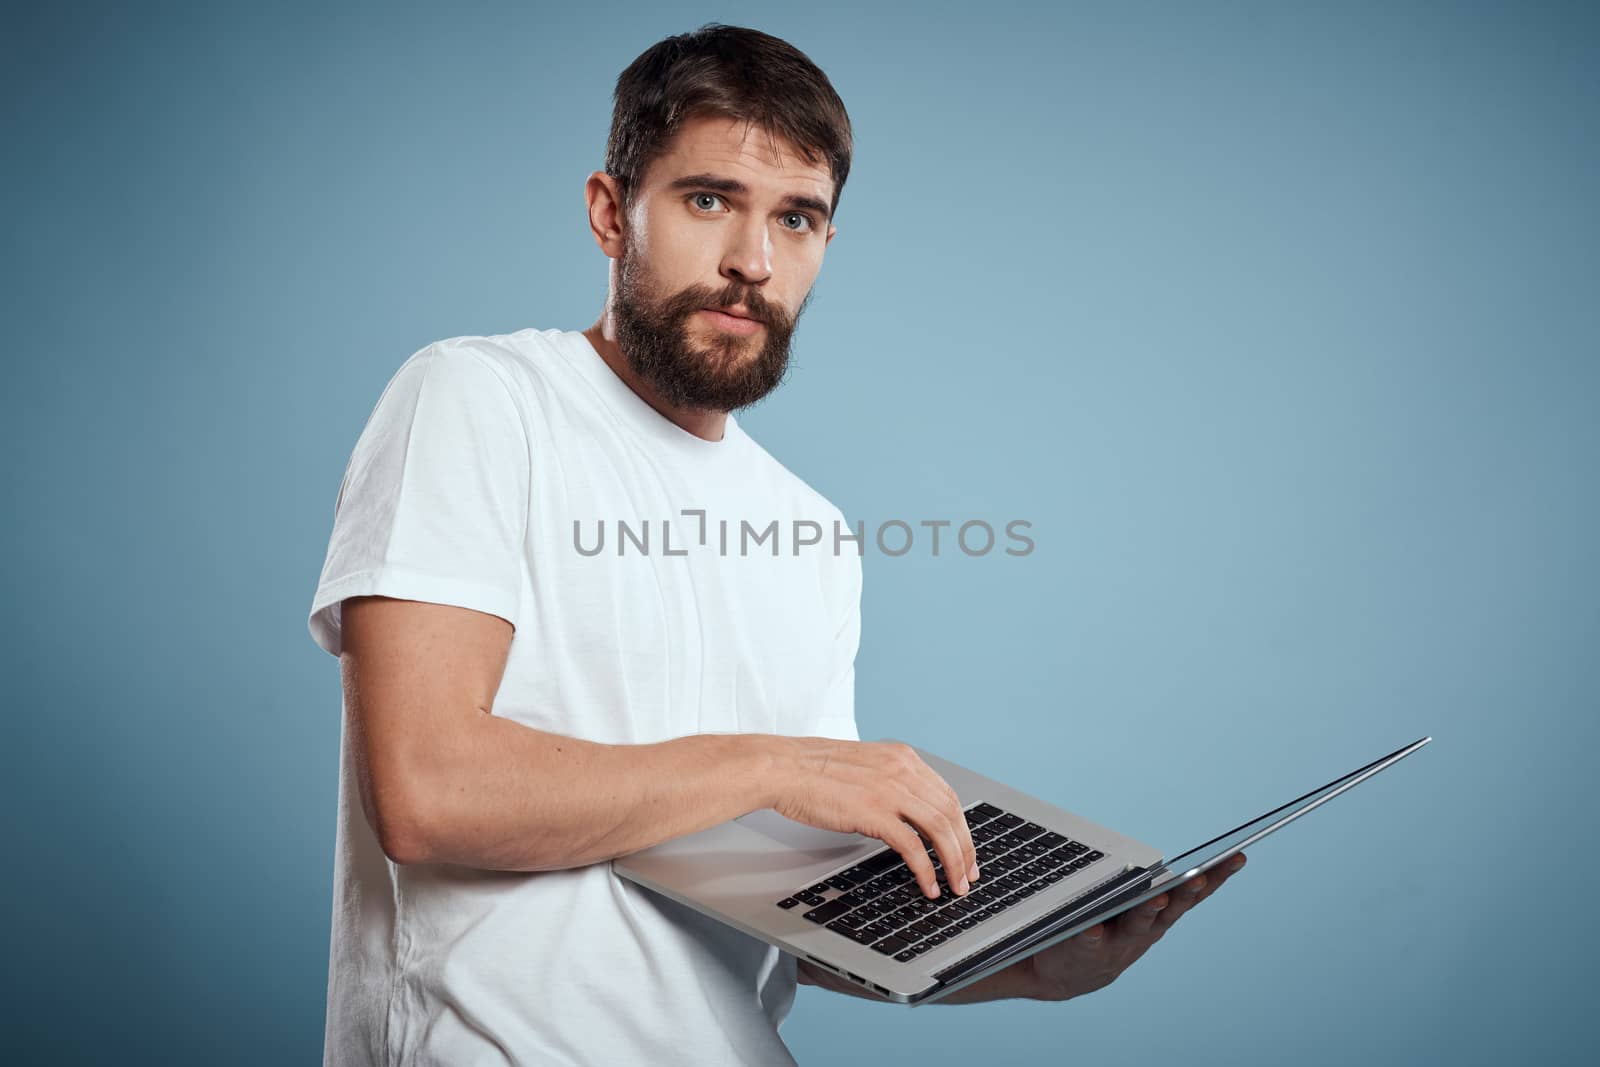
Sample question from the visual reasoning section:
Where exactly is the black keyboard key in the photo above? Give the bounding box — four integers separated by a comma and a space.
871, 934, 911, 955
957, 916, 979, 929
926, 933, 948, 947
972, 803, 1003, 820
826, 874, 857, 891
776, 897, 800, 909
803, 898, 855, 924
1086, 850, 1105, 862
895, 949, 919, 962
847, 926, 877, 945
907, 919, 940, 940
993, 813, 1023, 830
797, 892, 826, 906
860, 850, 902, 875
1016, 821, 1046, 839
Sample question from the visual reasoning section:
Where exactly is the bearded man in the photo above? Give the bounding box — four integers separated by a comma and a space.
307, 22, 1239, 1065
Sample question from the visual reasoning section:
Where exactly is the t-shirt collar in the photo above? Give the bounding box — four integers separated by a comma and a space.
560, 329, 747, 460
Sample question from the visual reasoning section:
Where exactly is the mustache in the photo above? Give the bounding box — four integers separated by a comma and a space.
687, 288, 785, 326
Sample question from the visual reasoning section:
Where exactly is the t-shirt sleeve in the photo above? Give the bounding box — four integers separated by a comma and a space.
307, 345, 531, 657
809, 511, 863, 741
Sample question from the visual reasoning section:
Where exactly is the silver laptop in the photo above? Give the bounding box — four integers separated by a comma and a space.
613, 736, 1431, 1006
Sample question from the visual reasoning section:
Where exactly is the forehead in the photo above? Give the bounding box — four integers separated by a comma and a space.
643, 114, 833, 199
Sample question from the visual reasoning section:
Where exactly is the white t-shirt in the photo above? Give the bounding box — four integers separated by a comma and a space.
307, 327, 862, 1066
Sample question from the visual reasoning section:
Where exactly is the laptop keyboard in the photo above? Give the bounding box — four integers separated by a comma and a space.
773, 802, 1106, 963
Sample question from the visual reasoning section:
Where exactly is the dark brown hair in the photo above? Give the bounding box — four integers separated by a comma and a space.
604, 23, 854, 221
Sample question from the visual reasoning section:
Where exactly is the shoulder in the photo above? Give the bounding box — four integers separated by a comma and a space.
408, 327, 570, 402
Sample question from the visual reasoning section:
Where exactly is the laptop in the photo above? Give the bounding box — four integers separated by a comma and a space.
612, 736, 1431, 1006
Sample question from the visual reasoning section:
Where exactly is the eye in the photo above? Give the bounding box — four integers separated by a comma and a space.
689, 192, 726, 212
781, 212, 817, 234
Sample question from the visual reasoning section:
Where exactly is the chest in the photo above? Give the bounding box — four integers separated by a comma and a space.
497, 435, 838, 741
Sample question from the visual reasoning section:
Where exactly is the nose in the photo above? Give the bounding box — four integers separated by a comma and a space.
719, 214, 773, 288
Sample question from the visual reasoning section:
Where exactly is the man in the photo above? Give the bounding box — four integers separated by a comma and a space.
307, 22, 1243, 1065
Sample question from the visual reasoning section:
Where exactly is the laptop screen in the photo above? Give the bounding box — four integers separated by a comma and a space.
919, 736, 1431, 1005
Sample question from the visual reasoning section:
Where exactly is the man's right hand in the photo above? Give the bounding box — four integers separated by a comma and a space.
767, 738, 980, 900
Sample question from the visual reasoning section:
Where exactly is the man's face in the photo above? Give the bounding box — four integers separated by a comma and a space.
610, 114, 837, 412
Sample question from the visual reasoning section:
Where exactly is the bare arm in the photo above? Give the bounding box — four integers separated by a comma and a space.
340, 595, 781, 869
342, 594, 982, 897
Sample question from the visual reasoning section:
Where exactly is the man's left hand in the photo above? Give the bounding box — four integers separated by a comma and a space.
1026, 852, 1247, 1001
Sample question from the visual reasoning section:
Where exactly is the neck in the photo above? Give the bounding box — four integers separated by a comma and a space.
582, 318, 729, 443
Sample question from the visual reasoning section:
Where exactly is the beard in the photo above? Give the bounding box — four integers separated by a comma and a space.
611, 241, 813, 413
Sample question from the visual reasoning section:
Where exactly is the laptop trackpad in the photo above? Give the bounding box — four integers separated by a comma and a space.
735, 808, 875, 858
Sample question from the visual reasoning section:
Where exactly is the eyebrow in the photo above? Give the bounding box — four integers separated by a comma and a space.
665, 173, 833, 224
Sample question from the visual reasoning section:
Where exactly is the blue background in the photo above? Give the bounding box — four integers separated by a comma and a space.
6, 1, 1596, 1063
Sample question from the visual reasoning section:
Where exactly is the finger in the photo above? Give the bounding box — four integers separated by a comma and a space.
943, 783, 980, 886
948, 793, 978, 888
901, 754, 980, 891
1117, 893, 1170, 936
875, 744, 945, 896
1157, 857, 1248, 932
902, 795, 969, 896
886, 745, 972, 896
1193, 854, 1246, 901
1215, 853, 1247, 882
1153, 874, 1208, 931
878, 819, 940, 898
908, 788, 978, 895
